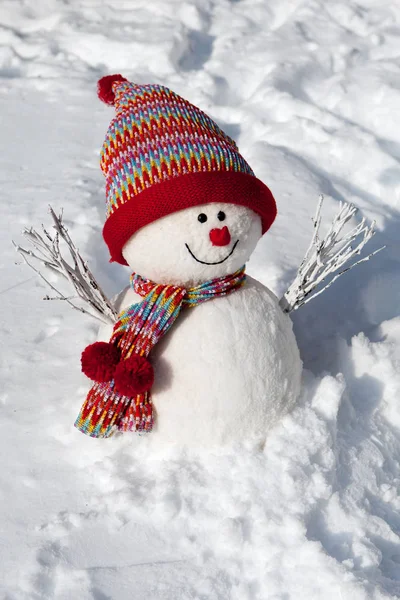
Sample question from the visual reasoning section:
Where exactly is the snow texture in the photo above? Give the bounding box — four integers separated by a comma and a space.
1, 0, 400, 598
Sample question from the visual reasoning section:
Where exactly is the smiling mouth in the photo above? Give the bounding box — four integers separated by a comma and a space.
185, 240, 239, 265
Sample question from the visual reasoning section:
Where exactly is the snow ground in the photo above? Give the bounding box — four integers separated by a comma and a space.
1, 0, 400, 598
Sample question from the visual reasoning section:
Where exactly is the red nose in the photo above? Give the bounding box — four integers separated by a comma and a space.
209, 226, 231, 246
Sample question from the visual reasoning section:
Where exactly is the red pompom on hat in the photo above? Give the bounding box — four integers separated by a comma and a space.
114, 355, 154, 396
97, 74, 128, 106
81, 341, 121, 382
97, 74, 277, 265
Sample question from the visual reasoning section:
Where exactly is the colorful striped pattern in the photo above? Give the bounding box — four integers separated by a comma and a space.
74, 267, 246, 438
100, 81, 254, 217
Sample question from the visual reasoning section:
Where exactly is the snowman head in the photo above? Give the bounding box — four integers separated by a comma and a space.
122, 202, 262, 286
97, 75, 277, 281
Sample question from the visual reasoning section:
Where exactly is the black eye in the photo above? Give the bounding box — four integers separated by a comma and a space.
198, 213, 208, 223
217, 211, 226, 221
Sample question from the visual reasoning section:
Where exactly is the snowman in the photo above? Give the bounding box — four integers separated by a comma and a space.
73, 74, 302, 446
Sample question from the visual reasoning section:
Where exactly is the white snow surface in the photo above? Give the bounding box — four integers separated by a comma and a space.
1, 0, 400, 598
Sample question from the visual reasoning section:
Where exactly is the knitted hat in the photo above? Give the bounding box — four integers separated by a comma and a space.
98, 74, 277, 265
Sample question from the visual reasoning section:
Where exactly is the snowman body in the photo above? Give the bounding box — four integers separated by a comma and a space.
97, 202, 302, 446
99, 276, 301, 446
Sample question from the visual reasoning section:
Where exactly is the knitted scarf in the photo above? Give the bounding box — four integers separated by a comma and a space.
75, 267, 246, 438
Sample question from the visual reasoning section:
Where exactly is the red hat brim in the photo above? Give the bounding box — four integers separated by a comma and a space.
103, 170, 277, 265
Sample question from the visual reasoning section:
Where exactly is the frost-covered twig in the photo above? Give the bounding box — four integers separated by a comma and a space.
13, 207, 117, 325
279, 195, 384, 313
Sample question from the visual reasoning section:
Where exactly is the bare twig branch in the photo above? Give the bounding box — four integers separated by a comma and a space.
279, 195, 385, 313
13, 207, 117, 325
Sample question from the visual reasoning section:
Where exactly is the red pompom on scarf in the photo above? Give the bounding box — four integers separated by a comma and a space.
81, 341, 120, 382
114, 355, 154, 396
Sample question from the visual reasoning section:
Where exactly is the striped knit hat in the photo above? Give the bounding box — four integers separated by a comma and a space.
98, 74, 277, 265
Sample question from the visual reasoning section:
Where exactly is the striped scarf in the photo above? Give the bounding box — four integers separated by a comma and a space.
75, 267, 246, 438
